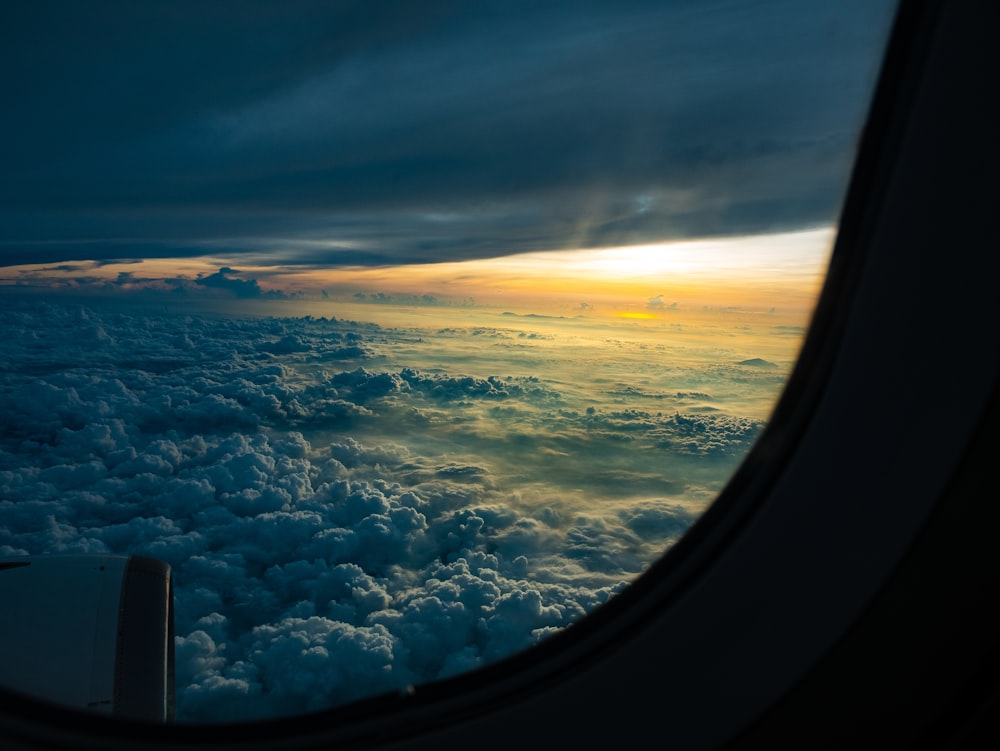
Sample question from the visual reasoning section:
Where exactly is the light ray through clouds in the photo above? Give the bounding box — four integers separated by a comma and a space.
0, 0, 898, 724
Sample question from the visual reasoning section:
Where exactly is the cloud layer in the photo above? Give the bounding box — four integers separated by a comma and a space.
0, 1, 896, 268
0, 298, 787, 721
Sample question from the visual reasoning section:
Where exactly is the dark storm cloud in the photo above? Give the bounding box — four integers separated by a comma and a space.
0, 1, 896, 268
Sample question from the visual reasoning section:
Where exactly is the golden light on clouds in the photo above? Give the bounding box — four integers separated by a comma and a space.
311, 226, 835, 315
1, 226, 834, 319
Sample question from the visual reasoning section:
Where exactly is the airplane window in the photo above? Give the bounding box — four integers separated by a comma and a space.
0, 0, 898, 725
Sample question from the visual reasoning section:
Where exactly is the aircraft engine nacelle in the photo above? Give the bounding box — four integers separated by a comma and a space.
0, 554, 175, 722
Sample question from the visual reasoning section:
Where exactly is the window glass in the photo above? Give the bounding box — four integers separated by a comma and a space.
0, 1, 897, 723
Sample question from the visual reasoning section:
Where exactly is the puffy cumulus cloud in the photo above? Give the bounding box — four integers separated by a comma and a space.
399, 369, 560, 404
194, 267, 286, 300
0, 300, 742, 723
575, 408, 764, 459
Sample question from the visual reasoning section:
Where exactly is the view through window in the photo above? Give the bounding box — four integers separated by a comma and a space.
0, 1, 897, 723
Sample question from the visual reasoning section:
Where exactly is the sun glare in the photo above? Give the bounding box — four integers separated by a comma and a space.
0, 227, 834, 320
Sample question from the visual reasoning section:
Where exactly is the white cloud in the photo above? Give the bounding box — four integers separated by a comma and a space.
0, 299, 766, 722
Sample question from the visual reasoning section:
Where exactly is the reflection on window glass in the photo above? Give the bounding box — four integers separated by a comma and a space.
0, 0, 896, 723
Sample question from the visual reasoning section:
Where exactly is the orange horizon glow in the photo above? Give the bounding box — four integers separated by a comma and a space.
0, 226, 835, 318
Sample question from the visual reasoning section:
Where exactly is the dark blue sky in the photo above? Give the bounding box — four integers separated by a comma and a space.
0, 0, 896, 269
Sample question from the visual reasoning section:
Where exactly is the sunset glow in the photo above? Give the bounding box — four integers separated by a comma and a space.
1, 227, 834, 321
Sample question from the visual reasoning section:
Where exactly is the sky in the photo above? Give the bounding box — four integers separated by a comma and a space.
0, 0, 898, 724
0, 0, 895, 280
